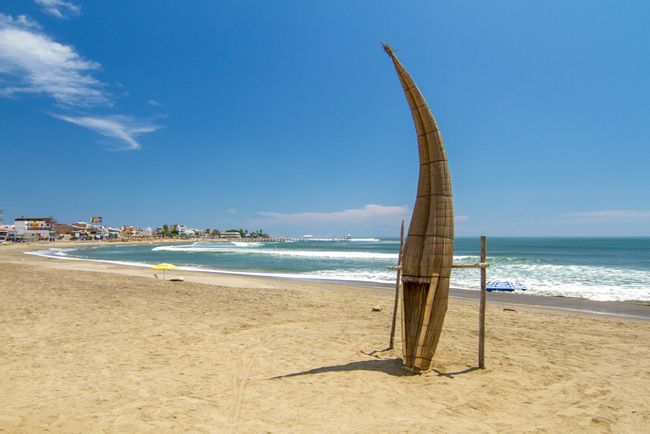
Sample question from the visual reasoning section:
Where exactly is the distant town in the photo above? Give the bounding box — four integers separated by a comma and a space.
0, 212, 272, 243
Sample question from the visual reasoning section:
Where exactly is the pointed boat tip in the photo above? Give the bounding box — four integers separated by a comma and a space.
381, 42, 403, 57
381, 41, 394, 55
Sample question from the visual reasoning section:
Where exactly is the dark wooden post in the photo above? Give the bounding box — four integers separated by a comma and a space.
389, 221, 405, 350
479, 236, 487, 369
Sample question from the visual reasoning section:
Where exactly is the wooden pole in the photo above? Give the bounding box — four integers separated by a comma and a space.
479, 236, 487, 369
389, 221, 405, 350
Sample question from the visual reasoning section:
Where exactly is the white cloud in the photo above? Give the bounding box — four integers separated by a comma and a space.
561, 210, 650, 222
35, 0, 81, 19
455, 215, 469, 222
148, 99, 164, 107
253, 206, 469, 229
254, 204, 410, 228
0, 14, 36, 29
53, 114, 164, 150
0, 13, 109, 107
564, 210, 650, 218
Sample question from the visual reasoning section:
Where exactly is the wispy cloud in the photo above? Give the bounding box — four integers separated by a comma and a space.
252, 205, 468, 230
562, 210, 650, 222
34, 0, 81, 19
253, 205, 410, 228
0, 14, 109, 107
0, 13, 164, 150
53, 114, 164, 150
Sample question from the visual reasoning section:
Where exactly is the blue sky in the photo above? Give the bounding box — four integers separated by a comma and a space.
1, 1, 648, 237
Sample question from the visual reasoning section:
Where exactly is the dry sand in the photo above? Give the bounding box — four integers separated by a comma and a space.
1, 243, 649, 432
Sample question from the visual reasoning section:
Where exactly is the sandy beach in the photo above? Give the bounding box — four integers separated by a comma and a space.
1, 242, 649, 432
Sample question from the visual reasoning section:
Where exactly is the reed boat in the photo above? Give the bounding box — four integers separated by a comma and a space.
383, 42, 454, 373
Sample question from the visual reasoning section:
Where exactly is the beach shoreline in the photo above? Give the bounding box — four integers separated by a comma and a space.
10, 240, 650, 320
1, 242, 649, 432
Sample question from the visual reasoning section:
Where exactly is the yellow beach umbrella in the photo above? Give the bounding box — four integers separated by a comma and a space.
152, 263, 178, 280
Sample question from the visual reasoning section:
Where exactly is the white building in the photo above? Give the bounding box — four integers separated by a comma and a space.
0, 224, 15, 242
14, 217, 56, 242
139, 227, 154, 237
179, 226, 195, 237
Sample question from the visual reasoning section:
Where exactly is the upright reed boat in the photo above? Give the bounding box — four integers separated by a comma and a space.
382, 43, 454, 373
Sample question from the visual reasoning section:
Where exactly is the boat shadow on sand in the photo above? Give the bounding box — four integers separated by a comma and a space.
269, 349, 480, 379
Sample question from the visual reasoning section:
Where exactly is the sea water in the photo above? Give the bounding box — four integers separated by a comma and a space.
31, 237, 650, 302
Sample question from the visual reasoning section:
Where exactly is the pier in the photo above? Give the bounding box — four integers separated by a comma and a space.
231, 236, 352, 242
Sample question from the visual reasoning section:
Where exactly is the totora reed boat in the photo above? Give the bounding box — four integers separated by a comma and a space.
383, 42, 454, 373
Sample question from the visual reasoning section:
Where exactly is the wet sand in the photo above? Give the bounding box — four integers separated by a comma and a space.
1, 243, 649, 432
450, 288, 650, 320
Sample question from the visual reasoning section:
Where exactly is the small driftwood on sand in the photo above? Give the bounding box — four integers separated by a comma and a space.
383, 42, 454, 373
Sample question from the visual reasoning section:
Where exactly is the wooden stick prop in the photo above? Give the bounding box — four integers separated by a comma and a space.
389, 221, 405, 350
479, 236, 487, 369
450, 238, 489, 369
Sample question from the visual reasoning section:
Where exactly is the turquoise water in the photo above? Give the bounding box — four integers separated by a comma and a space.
32, 237, 650, 302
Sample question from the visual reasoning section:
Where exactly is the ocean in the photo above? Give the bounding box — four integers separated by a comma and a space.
31, 237, 650, 303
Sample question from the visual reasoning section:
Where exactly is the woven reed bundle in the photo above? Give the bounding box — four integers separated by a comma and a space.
383, 42, 454, 373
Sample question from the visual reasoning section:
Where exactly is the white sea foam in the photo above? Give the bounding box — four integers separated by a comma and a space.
452, 255, 478, 262
152, 243, 397, 260
451, 261, 650, 302
26, 248, 155, 269
159, 264, 395, 285
241, 249, 395, 260
299, 268, 395, 283
26, 248, 69, 257
231, 242, 265, 247
151, 244, 232, 253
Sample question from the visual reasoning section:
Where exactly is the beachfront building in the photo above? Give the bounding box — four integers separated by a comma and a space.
73, 221, 92, 236
121, 226, 139, 238
74, 221, 91, 230
175, 225, 197, 238
0, 224, 15, 242
55, 223, 76, 239
14, 217, 57, 242
54, 222, 119, 240
220, 231, 241, 239
116, 226, 154, 239
179, 226, 195, 237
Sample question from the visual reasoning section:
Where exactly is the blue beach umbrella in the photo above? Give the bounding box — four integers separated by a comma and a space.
486, 279, 527, 292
